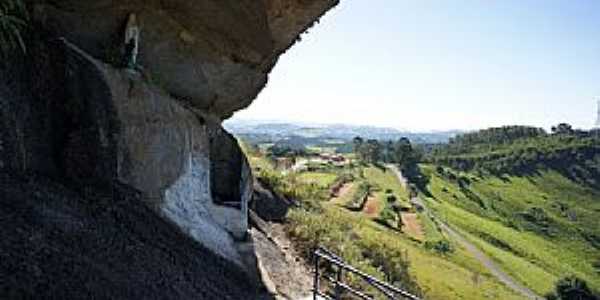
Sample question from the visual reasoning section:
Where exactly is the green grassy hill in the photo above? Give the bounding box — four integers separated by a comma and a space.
421, 165, 600, 295
241, 133, 600, 299
242, 144, 527, 299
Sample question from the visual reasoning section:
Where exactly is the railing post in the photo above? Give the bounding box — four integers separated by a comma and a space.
335, 264, 343, 299
313, 251, 320, 300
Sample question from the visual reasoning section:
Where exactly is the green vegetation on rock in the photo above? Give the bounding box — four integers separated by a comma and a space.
0, 0, 28, 56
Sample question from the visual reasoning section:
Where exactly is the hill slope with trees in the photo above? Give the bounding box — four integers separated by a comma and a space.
428, 125, 600, 189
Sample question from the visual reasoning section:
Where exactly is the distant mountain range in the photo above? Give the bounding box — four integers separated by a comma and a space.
224, 119, 463, 144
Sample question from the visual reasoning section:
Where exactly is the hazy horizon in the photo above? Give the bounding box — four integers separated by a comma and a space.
225, 116, 593, 133
231, 1, 600, 132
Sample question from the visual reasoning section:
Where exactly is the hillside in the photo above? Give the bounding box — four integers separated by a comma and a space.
241, 125, 600, 299
429, 125, 600, 188
242, 141, 526, 299
421, 165, 600, 295
423, 126, 600, 296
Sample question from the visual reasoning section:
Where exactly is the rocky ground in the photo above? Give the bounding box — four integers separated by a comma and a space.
252, 222, 314, 300
0, 173, 269, 300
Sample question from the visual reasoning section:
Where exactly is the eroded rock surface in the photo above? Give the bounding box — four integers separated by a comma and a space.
58, 40, 249, 263
32, 0, 339, 117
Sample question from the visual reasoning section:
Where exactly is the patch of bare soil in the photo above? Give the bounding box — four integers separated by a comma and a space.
401, 213, 424, 240
363, 195, 380, 217
330, 182, 353, 204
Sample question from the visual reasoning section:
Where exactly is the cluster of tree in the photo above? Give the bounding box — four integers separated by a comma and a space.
433, 124, 600, 157
266, 143, 307, 158
352, 137, 382, 163
429, 124, 600, 188
353, 136, 430, 191
352, 137, 422, 168
449, 125, 546, 149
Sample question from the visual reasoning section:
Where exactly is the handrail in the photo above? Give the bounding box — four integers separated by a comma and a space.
313, 247, 421, 300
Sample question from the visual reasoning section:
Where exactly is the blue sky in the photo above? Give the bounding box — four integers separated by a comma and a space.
232, 0, 600, 131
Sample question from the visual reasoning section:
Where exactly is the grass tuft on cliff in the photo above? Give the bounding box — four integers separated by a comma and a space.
0, 0, 28, 56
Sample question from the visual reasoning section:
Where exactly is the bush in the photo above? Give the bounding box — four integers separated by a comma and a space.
425, 240, 454, 255
378, 206, 396, 225
544, 276, 599, 300
345, 182, 371, 211
386, 194, 397, 203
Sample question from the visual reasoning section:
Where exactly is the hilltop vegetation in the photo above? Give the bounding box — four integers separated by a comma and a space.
421, 124, 600, 297
429, 124, 600, 188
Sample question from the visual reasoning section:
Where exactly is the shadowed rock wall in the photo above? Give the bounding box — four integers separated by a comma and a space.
0, 0, 338, 293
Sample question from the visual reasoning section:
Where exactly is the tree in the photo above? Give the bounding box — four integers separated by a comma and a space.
366, 139, 381, 163
352, 137, 382, 164
353, 136, 366, 161
393, 138, 412, 166
383, 140, 394, 163
552, 123, 574, 135
393, 137, 421, 170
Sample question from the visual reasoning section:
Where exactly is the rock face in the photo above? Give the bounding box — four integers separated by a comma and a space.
0, 0, 338, 296
57, 40, 250, 263
251, 178, 294, 222
32, 0, 339, 118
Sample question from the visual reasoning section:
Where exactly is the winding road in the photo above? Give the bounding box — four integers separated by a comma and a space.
386, 165, 541, 300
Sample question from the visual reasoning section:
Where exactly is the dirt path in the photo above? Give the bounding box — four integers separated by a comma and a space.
387, 165, 541, 300
401, 213, 424, 240
362, 195, 380, 217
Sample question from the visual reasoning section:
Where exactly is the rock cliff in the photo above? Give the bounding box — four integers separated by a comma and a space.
0, 0, 338, 298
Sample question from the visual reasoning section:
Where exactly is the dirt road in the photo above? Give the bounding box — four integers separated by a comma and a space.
386, 165, 541, 300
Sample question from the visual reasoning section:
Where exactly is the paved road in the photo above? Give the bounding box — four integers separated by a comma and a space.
386, 165, 541, 300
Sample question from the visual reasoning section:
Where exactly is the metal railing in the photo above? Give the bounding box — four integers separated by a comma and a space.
312, 247, 421, 300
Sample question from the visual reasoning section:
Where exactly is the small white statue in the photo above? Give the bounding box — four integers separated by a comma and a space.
124, 13, 140, 69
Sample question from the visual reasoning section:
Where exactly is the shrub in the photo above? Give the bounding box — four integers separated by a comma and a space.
378, 204, 397, 228
345, 182, 371, 211
386, 194, 397, 203
425, 240, 454, 255
436, 166, 445, 174
544, 276, 599, 300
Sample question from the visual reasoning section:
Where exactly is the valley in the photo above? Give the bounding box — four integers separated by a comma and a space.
241, 125, 600, 299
